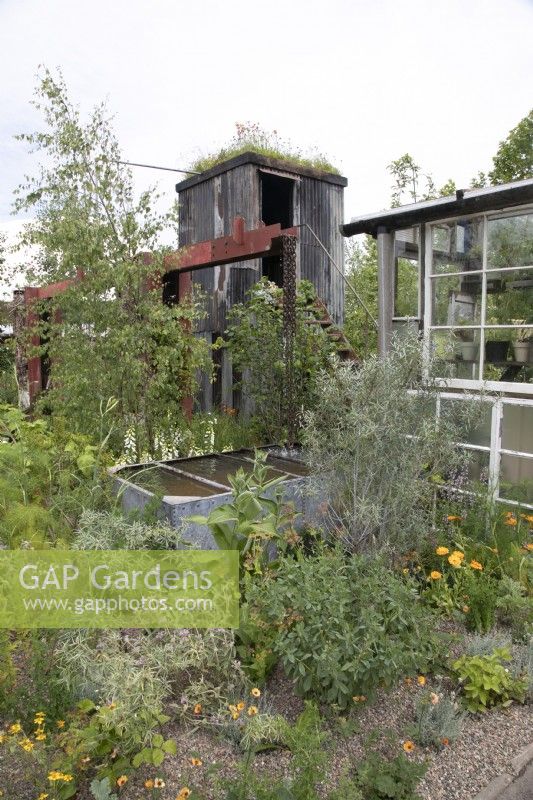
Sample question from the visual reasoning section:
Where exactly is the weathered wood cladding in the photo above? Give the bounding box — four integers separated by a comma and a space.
176, 153, 347, 409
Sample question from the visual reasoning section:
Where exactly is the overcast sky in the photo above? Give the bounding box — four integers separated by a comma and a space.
1, 0, 532, 293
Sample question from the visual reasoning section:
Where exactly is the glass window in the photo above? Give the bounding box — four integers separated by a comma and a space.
499, 454, 533, 505
502, 404, 533, 453
440, 398, 492, 447
431, 218, 483, 274
429, 330, 481, 380
432, 274, 482, 327
487, 213, 533, 270
428, 210, 533, 388
394, 228, 419, 318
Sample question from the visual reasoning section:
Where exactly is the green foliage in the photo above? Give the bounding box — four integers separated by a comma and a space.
388, 153, 437, 207
189, 449, 299, 574
248, 549, 442, 708
191, 121, 338, 174
410, 689, 464, 749
343, 237, 378, 357
302, 336, 481, 555
220, 702, 328, 800
55, 627, 247, 731
355, 749, 427, 800
222, 278, 335, 441
489, 109, 533, 184
90, 778, 117, 800
0, 630, 75, 724
452, 647, 527, 712
0, 403, 113, 546
496, 576, 532, 640
8, 69, 208, 458
462, 570, 499, 633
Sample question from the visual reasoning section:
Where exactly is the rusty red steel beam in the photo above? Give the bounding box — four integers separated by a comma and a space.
164, 217, 298, 273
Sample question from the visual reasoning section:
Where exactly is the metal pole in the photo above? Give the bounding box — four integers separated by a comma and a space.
377, 226, 394, 355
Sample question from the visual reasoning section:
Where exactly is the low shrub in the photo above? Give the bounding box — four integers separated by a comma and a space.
452, 647, 528, 712
410, 689, 464, 749
355, 747, 428, 800
248, 549, 442, 708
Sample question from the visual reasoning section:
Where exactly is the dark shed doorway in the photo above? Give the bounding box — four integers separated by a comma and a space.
260, 171, 294, 287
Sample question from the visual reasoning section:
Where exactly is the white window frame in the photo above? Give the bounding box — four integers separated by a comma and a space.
424, 205, 533, 396
435, 391, 533, 510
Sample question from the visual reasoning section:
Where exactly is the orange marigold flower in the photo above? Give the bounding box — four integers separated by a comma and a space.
470, 560, 483, 570
193, 703, 202, 715
417, 675, 426, 686
403, 740, 415, 752
116, 775, 128, 787
436, 546, 449, 556
448, 551, 464, 567
430, 570, 442, 580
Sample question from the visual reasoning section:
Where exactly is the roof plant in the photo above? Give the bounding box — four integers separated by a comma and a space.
190, 122, 340, 175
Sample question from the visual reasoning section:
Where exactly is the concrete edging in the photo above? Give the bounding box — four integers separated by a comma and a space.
472, 741, 533, 800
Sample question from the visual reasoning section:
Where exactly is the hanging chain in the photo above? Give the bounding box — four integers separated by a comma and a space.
281, 235, 297, 446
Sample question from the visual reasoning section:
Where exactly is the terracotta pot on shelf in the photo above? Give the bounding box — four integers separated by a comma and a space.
513, 341, 530, 363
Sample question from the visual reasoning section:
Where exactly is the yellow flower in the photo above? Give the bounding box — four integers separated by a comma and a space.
20, 738, 34, 752
236, 701, 245, 711
177, 789, 192, 800
251, 687, 261, 698
56, 720, 65, 728
417, 675, 426, 686
190, 757, 203, 766
116, 775, 128, 787
430, 570, 442, 580
403, 740, 415, 752
435, 546, 449, 556
144, 779, 154, 789
448, 551, 464, 568
247, 705, 258, 716
154, 779, 165, 788
193, 703, 202, 715
470, 559, 483, 570
8, 723, 22, 734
